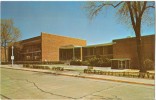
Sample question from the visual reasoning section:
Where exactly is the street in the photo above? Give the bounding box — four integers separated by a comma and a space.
0, 68, 154, 100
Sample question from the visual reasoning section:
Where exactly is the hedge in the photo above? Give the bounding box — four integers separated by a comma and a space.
2, 61, 64, 65
23, 64, 64, 71
84, 69, 154, 79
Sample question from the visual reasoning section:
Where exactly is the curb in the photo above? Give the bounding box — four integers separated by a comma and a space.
56, 73, 154, 86
1, 67, 154, 86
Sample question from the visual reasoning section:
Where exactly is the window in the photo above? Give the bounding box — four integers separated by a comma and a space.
26, 56, 30, 60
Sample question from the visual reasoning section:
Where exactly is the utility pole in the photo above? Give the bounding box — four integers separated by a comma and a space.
11, 46, 14, 67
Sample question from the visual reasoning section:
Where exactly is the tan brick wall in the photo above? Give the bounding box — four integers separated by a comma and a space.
113, 35, 155, 68
1, 47, 8, 62
41, 32, 86, 61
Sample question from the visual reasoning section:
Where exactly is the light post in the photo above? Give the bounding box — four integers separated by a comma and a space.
11, 46, 14, 67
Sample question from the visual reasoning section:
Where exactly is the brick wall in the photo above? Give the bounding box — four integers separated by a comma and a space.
113, 35, 155, 68
41, 32, 86, 61
1, 47, 8, 62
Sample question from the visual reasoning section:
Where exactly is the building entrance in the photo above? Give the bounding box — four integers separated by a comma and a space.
111, 58, 131, 69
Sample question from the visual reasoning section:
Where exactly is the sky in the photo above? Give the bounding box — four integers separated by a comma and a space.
1, 1, 155, 45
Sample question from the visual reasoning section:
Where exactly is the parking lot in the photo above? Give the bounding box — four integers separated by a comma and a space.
0, 67, 154, 100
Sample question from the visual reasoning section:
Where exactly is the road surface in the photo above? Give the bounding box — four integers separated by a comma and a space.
0, 68, 154, 100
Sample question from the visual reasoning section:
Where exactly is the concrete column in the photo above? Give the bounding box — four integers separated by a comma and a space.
11, 46, 14, 67
80, 47, 83, 61
121, 61, 123, 69
125, 61, 127, 69
129, 60, 130, 69
118, 60, 119, 69
73, 47, 75, 60
66, 51, 67, 60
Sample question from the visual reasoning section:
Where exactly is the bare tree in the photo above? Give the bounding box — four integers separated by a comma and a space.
1, 19, 21, 62
84, 1, 155, 72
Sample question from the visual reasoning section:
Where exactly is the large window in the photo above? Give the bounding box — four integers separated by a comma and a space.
26, 56, 30, 60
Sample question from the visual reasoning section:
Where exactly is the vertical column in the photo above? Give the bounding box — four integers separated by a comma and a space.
73, 47, 75, 60
121, 61, 123, 69
66, 50, 67, 60
80, 47, 83, 61
125, 60, 127, 69
129, 60, 130, 69
11, 46, 14, 67
118, 60, 119, 69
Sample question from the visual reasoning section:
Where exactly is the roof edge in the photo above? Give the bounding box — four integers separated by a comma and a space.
113, 34, 155, 41
41, 32, 86, 41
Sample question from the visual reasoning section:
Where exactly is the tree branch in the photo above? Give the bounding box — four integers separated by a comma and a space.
140, 1, 147, 17
101, 1, 123, 8
145, 6, 155, 9
89, 1, 123, 19
133, 1, 139, 19
127, 2, 136, 32
137, 2, 141, 14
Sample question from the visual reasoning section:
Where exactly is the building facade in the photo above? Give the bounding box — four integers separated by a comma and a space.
59, 34, 155, 69
112, 35, 155, 69
59, 43, 113, 61
8, 32, 86, 62
1, 47, 8, 62
2, 33, 154, 69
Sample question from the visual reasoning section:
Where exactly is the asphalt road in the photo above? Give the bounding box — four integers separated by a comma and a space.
0, 68, 154, 100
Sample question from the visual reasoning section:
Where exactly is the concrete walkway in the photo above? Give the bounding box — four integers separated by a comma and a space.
0, 65, 154, 86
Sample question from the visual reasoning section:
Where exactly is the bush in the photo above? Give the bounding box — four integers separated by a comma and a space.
51, 67, 64, 71
23, 64, 51, 70
82, 61, 90, 66
87, 56, 99, 66
70, 60, 82, 65
44, 66, 50, 69
86, 56, 111, 67
1, 62, 11, 65
70, 56, 111, 67
97, 57, 111, 67
143, 59, 154, 70
24, 64, 31, 68
23, 64, 26, 67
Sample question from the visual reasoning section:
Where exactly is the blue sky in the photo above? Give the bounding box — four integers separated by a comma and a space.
1, 1, 155, 45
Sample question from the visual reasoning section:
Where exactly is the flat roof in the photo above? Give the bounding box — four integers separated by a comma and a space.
17, 36, 41, 44
60, 45, 82, 49
60, 42, 114, 49
83, 42, 113, 48
113, 34, 155, 41
41, 32, 86, 41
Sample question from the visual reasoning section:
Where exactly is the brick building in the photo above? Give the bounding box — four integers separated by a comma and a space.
2, 33, 154, 69
60, 34, 155, 69
59, 43, 113, 61
1, 47, 8, 62
8, 32, 86, 62
112, 35, 155, 69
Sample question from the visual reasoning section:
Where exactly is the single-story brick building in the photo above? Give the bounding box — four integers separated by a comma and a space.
59, 34, 154, 69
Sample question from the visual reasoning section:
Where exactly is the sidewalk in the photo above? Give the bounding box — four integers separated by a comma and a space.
0, 65, 154, 86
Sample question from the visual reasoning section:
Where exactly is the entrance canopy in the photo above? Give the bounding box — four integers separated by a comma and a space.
60, 45, 82, 49
110, 58, 131, 69
59, 45, 83, 61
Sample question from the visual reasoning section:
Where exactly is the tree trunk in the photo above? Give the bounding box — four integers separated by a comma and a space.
135, 24, 145, 72
135, 35, 145, 72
